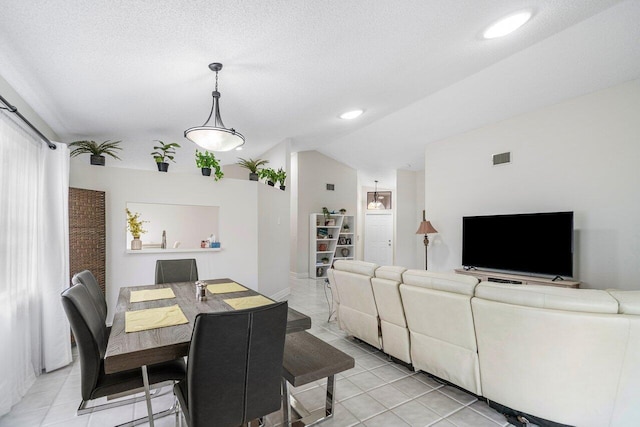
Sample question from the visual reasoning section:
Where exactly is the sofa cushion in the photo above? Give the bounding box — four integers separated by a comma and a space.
375, 265, 406, 282
333, 260, 378, 277
402, 270, 479, 296
608, 290, 640, 315
475, 282, 618, 314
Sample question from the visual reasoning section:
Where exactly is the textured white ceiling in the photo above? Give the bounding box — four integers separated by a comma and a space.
0, 0, 637, 172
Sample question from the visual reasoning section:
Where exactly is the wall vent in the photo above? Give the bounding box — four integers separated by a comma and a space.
326, 183, 335, 191
493, 152, 511, 166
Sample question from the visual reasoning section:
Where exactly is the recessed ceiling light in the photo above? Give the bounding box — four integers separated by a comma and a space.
339, 109, 364, 120
235, 146, 243, 151
483, 11, 532, 39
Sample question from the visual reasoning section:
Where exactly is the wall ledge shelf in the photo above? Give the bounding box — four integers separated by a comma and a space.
126, 248, 222, 254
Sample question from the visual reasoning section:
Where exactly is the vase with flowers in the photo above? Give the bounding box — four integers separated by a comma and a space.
126, 208, 148, 250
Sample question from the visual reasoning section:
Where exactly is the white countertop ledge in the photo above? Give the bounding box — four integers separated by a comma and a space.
126, 248, 222, 254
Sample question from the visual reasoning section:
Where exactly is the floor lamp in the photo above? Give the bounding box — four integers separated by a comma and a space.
416, 211, 438, 270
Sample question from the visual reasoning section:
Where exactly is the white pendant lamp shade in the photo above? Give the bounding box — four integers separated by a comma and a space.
184, 63, 245, 151
185, 126, 245, 152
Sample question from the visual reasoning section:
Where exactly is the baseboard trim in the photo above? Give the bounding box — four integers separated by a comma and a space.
290, 271, 309, 279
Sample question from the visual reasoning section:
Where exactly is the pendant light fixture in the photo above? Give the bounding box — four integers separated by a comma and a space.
184, 62, 245, 151
367, 180, 385, 210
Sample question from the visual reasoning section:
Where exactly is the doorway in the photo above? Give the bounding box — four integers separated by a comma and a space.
364, 212, 393, 265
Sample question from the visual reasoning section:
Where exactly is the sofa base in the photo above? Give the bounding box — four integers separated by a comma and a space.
350, 336, 414, 371
487, 400, 572, 427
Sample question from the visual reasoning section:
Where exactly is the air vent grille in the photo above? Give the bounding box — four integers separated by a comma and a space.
493, 152, 511, 165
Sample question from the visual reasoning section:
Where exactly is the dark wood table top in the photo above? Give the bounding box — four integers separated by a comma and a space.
283, 331, 355, 387
105, 278, 311, 374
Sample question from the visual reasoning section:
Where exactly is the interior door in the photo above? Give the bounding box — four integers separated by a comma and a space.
364, 212, 393, 265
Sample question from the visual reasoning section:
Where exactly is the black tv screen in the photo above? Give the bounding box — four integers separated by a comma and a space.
462, 211, 574, 277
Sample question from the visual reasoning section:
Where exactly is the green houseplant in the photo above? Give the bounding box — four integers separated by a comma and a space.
68, 140, 122, 166
276, 168, 287, 191
322, 207, 330, 222
259, 167, 278, 186
237, 157, 269, 181
195, 149, 224, 180
151, 140, 181, 172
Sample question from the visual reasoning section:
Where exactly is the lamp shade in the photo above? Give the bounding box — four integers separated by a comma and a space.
416, 220, 438, 234
184, 126, 245, 152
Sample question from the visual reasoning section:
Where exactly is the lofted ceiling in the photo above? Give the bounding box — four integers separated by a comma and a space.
0, 0, 638, 173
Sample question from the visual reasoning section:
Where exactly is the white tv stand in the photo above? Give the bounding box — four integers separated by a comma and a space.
455, 268, 580, 289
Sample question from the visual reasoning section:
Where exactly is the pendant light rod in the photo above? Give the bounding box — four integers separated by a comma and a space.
201, 63, 226, 128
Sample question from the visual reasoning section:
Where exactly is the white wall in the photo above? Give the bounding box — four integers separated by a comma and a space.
222, 163, 247, 180
425, 79, 640, 290
293, 150, 357, 277
258, 183, 290, 299
260, 139, 291, 177
69, 164, 291, 322
395, 169, 422, 269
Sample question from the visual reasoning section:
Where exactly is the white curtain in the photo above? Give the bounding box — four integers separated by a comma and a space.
0, 110, 72, 416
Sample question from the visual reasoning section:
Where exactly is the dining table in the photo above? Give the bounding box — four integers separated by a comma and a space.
104, 278, 311, 427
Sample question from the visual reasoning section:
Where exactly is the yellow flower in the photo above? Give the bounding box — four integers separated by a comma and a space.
126, 208, 148, 237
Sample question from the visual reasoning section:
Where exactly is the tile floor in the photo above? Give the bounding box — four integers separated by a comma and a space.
0, 277, 515, 427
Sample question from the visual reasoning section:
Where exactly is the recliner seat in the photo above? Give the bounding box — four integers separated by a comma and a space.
329, 260, 381, 349
400, 269, 481, 394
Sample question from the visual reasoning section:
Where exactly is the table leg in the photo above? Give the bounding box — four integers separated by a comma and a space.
325, 375, 335, 418
141, 365, 155, 427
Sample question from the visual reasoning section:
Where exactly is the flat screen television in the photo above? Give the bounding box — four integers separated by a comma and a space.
462, 211, 574, 277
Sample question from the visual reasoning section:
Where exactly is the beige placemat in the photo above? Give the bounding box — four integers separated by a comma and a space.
207, 282, 248, 294
130, 288, 176, 303
224, 295, 274, 310
125, 304, 188, 333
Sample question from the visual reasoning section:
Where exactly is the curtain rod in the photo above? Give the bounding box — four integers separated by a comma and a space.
0, 93, 57, 150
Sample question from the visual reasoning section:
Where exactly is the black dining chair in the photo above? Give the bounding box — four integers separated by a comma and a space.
174, 301, 288, 427
72, 270, 107, 323
155, 259, 199, 284
61, 283, 186, 423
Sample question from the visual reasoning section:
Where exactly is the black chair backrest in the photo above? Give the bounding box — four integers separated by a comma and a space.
155, 259, 198, 284
186, 301, 288, 427
72, 270, 107, 323
61, 283, 109, 400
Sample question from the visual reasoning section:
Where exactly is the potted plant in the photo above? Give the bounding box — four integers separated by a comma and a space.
275, 168, 287, 191
339, 208, 347, 215
259, 167, 278, 186
68, 140, 122, 166
237, 157, 269, 181
322, 207, 330, 222
195, 149, 224, 180
125, 208, 148, 250
151, 140, 180, 172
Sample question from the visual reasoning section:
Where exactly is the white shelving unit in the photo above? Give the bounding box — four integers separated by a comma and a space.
310, 213, 355, 279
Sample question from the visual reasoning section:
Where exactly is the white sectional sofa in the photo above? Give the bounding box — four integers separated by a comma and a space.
327, 260, 640, 427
